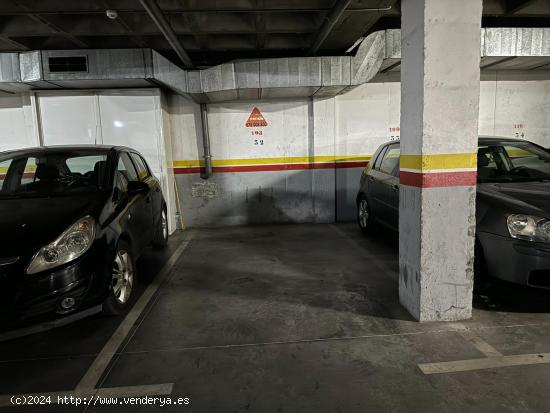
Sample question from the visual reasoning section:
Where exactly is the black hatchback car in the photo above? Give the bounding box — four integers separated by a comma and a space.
357, 137, 550, 289
0, 146, 168, 327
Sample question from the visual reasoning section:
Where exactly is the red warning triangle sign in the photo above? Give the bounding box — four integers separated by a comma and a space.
245, 107, 268, 127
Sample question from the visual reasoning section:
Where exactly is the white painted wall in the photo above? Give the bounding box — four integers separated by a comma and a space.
167, 93, 203, 167
169, 96, 336, 226
482, 77, 550, 142
2, 78, 549, 228
335, 82, 402, 156
335, 77, 550, 152
170, 76, 550, 226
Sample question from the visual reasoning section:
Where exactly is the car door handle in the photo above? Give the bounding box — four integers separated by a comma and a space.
392, 184, 399, 191
368, 176, 375, 181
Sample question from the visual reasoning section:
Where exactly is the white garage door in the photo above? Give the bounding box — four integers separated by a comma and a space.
97, 91, 163, 178
38, 92, 100, 146
36, 89, 176, 233
0, 94, 39, 152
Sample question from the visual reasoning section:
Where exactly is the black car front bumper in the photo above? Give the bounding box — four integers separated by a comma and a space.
0, 244, 111, 329
479, 232, 550, 288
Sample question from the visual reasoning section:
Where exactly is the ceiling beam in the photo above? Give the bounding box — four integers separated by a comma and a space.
113, 16, 148, 47
255, 0, 267, 51
0, 35, 29, 50
0, 29, 318, 37
139, 0, 193, 67
0, 7, 406, 16
10, 1, 88, 48
506, 0, 536, 14
308, 0, 352, 55
24, 15, 89, 47
182, 13, 208, 50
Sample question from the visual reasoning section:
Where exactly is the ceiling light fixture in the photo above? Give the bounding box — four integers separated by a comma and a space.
106, 10, 118, 19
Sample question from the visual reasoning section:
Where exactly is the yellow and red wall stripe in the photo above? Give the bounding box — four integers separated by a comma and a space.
400, 153, 477, 188
2, 154, 477, 189
173, 155, 371, 174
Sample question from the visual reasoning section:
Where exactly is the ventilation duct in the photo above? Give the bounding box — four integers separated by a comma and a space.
1, 28, 550, 101
8, 49, 189, 96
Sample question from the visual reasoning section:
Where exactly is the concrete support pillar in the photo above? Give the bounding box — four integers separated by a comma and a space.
399, 0, 482, 321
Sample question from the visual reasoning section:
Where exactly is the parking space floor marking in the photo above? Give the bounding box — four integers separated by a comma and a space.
76, 238, 192, 391
419, 353, 550, 374
94, 383, 174, 398
448, 322, 503, 358
417, 322, 550, 375
457, 330, 503, 358
0, 235, 192, 408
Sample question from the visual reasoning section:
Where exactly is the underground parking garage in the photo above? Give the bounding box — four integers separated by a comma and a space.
2, 0, 550, 410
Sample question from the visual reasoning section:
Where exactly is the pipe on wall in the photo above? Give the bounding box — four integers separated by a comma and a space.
200, 103, 213, 179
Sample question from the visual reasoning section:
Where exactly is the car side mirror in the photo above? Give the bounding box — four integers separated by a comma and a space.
127, 181, 148, 195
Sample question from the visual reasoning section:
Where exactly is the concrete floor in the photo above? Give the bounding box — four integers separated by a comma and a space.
2, 223, 550, 412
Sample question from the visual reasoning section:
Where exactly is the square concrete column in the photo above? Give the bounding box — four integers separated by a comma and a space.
399, 0, 482, 321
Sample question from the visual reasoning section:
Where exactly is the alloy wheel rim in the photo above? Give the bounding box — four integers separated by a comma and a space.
112, 250, 134, 304
359, 200, 369, 228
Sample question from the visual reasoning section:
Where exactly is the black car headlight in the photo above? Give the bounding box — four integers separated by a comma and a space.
507, 214, 550, 243
26, 216, 96, 275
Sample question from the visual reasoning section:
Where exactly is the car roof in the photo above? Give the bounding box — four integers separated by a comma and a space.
0, 145, 137, 157
478, 136, 530, 144
379, 136, 536, 147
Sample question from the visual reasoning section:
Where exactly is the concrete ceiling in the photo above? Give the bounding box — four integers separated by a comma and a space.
0, 0, 549, 68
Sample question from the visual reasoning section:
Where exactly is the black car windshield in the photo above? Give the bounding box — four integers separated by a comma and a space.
0, 150, 109, 199
477, 142, 550, 183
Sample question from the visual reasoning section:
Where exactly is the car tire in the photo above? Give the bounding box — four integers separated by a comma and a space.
152, 205, 168, 250
357, 195, 375, 235
473, 241, 492, 294
103, 240, 135, 315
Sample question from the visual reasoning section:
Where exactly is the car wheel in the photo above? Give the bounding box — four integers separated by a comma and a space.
152, 206, 168, 249
473, 241, 492, 294
103, 241, 135, 315
357, 195, 375, 235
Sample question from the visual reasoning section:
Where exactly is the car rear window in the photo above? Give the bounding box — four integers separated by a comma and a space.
117, 152, 139, 182
373, 147, 388, 171
66, 155, 106, 175
20, 157, 38, 185
130, 153, 151, 180
379, 145, 400, 175
0, 159, 11, 191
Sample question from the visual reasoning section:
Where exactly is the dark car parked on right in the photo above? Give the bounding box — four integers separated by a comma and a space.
357, 137, 550, 289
